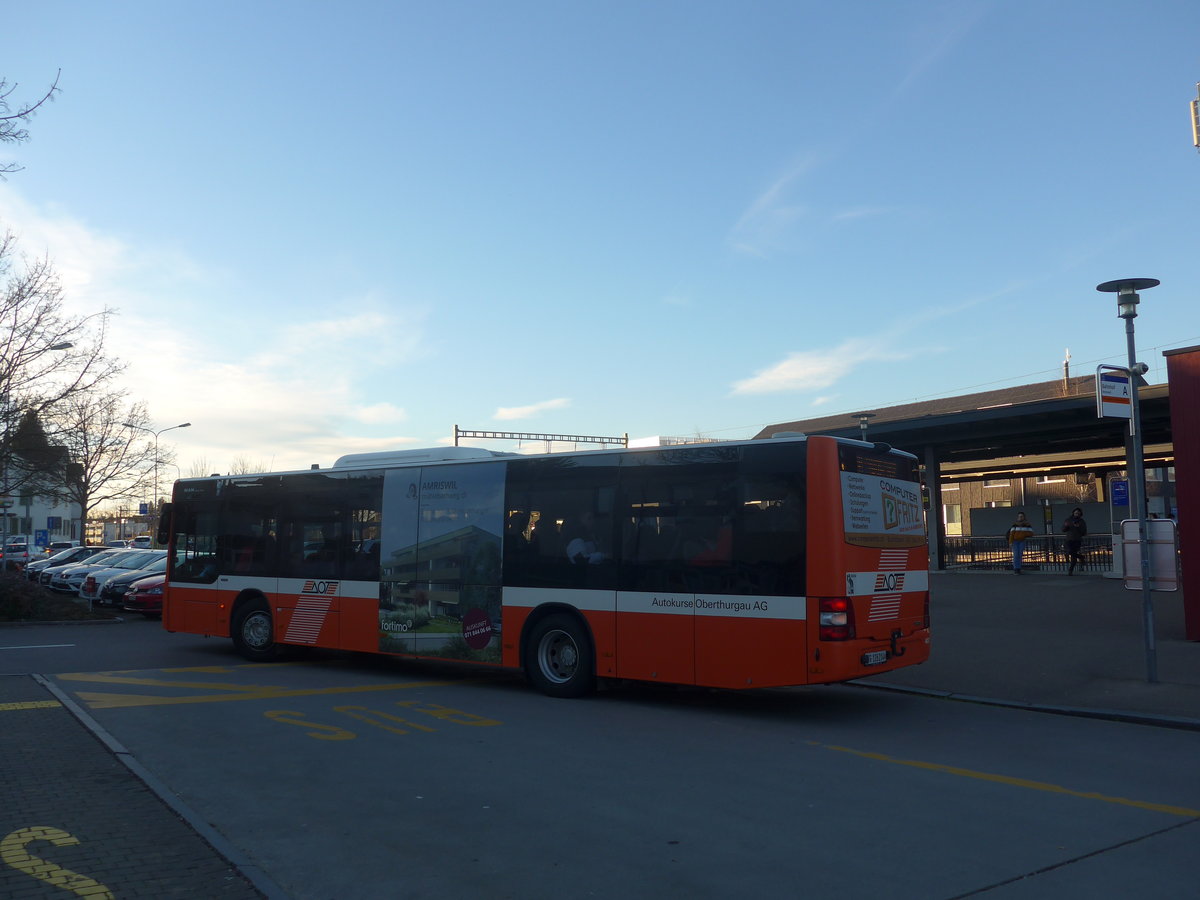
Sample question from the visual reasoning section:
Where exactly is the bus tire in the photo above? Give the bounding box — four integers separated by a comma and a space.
232, 599, 282, 662
525, 612, 596, 698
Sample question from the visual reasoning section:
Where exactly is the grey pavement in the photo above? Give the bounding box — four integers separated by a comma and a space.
858, 570, 1200, 728
1, 571, 1197, 898
0, 671, 268, 899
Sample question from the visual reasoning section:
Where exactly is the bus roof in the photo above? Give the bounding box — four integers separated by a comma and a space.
171, 433, 913, 485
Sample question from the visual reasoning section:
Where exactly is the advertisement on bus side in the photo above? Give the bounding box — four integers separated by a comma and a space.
377, 462, 504, 661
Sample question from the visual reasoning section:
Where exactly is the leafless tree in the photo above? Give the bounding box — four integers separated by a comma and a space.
0, 229, 123, 494
229, 455, 270, 475
40, 391, 156, 537
186, 456, 213, 479
1, 70, 61, 177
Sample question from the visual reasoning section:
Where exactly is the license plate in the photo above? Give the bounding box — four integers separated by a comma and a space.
861, 650, 888, 666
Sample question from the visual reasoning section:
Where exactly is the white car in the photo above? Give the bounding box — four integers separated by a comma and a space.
131, 535, 153, 549
2, 542, 32, 569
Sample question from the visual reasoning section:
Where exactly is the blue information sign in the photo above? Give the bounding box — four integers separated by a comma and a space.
1111, 479, 1129, 507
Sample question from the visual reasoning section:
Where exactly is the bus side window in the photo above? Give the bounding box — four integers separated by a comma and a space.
503, 457, 618, 590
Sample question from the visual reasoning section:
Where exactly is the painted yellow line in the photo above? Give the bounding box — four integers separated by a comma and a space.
819, 743, 1200, 818
75, 679, 468, 709
0, 700, 61, 712
57, 672, 290, 692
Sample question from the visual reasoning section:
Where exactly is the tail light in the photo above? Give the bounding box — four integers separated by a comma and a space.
923, 593, 930, 628
818, 597, 856, 641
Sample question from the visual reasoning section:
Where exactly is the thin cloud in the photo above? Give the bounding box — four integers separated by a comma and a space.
727, 155, 820, 257
894, 2, 988, 97
731, 337, 914, 395
494, 397, 570, 421
353, 403, 407, 425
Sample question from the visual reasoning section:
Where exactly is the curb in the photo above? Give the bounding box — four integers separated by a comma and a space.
35, 674, 291, 900
851, 679, 1200, 732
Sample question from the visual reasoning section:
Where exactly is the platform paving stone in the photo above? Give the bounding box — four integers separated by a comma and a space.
0, 674, 262, 899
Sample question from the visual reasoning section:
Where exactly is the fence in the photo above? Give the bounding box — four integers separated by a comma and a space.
942, 534, 1113, 573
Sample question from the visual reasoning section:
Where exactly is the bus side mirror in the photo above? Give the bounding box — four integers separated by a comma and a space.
156, 503, 173, 547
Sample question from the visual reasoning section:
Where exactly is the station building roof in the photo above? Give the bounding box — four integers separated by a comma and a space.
754, 375, 1173, 480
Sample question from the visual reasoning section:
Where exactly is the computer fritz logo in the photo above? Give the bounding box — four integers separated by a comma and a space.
301, 580, 341, 596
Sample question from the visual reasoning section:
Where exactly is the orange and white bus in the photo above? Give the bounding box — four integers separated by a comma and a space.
159, 434, 930, 697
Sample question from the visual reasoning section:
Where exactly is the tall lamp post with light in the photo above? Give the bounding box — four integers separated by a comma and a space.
1096, 277, 1158, 683
122, 421, 191, 539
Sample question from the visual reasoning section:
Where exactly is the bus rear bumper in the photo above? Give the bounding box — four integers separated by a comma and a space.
808, 629, 930, 684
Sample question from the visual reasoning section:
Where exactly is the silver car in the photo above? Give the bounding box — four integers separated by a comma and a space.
47, 550, 134, 594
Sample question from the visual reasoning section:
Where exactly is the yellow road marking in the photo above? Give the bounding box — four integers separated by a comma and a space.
1, 827, 114, 899
0, 700, 60, 712
819, 743, 1200, 818
58, 672, 290, 692
73, 679, 467, 708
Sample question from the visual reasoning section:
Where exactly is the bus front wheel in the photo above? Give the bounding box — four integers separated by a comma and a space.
525, 613, 596, 698
232, 600, 281, 662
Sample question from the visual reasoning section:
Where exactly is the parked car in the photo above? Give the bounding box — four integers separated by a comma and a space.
130, 535, 153, 549
78, 550, 166, 604
106, 539, 130, 548
2, 541, 32, 569
123, 572, 165, 617
94, 554, 168, 607
25, 546, 108, 582
44, 540, 81, 556
47, 549, 135, 594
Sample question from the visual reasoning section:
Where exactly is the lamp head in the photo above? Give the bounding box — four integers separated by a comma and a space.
1096, 277, 1159, 320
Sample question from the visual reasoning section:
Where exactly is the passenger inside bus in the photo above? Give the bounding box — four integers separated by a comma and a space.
563, 511, 606, 564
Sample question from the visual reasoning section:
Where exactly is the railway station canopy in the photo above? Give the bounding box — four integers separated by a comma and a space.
753, 375, 1173, 482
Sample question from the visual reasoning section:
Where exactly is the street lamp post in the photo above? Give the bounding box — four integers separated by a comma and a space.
1096, 277, 1159, 683
852, 412, 876, 441
123, 421, 191, 538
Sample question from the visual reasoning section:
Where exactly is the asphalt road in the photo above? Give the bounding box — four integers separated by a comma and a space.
4, 618, 1198, 899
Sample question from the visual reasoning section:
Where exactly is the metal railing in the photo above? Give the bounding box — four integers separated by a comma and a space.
942, 534, 1113, 573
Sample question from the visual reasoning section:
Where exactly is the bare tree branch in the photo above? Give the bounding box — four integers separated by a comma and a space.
39, 391, 156, 536
0, 70, 61, 177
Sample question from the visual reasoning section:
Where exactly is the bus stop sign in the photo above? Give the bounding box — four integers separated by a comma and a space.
1096, 366, 1132, 419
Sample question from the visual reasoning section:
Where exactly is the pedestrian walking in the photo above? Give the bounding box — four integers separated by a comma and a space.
1062, 507, 1087, 575
1007, 512, 1035, 574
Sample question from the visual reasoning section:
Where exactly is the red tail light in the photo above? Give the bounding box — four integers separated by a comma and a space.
818, 597, 856, 641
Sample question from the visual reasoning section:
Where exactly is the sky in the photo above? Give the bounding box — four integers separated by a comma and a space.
3, 1, 1198, 481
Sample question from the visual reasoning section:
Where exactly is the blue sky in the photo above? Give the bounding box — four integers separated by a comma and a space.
3, 1, 1198, 476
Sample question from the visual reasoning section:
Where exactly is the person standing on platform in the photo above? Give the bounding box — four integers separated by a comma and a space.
1007, 512, 1036, 574
1062, 507, 1088, 575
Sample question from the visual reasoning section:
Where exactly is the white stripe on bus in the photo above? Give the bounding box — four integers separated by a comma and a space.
502, 586, 806, 621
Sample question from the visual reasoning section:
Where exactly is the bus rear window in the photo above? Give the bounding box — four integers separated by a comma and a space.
838, 444, 924, 548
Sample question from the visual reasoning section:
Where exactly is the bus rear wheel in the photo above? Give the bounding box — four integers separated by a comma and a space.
525, 613, 596, 698
232, 599, 281, 662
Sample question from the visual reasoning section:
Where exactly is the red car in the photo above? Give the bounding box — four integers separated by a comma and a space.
123, 572, 165, 617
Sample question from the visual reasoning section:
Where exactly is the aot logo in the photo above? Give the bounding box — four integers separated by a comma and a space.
874, 572, 905, 592
302, 580, 341, 595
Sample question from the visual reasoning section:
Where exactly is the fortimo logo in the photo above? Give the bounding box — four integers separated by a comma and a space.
301, 580, 341, 595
